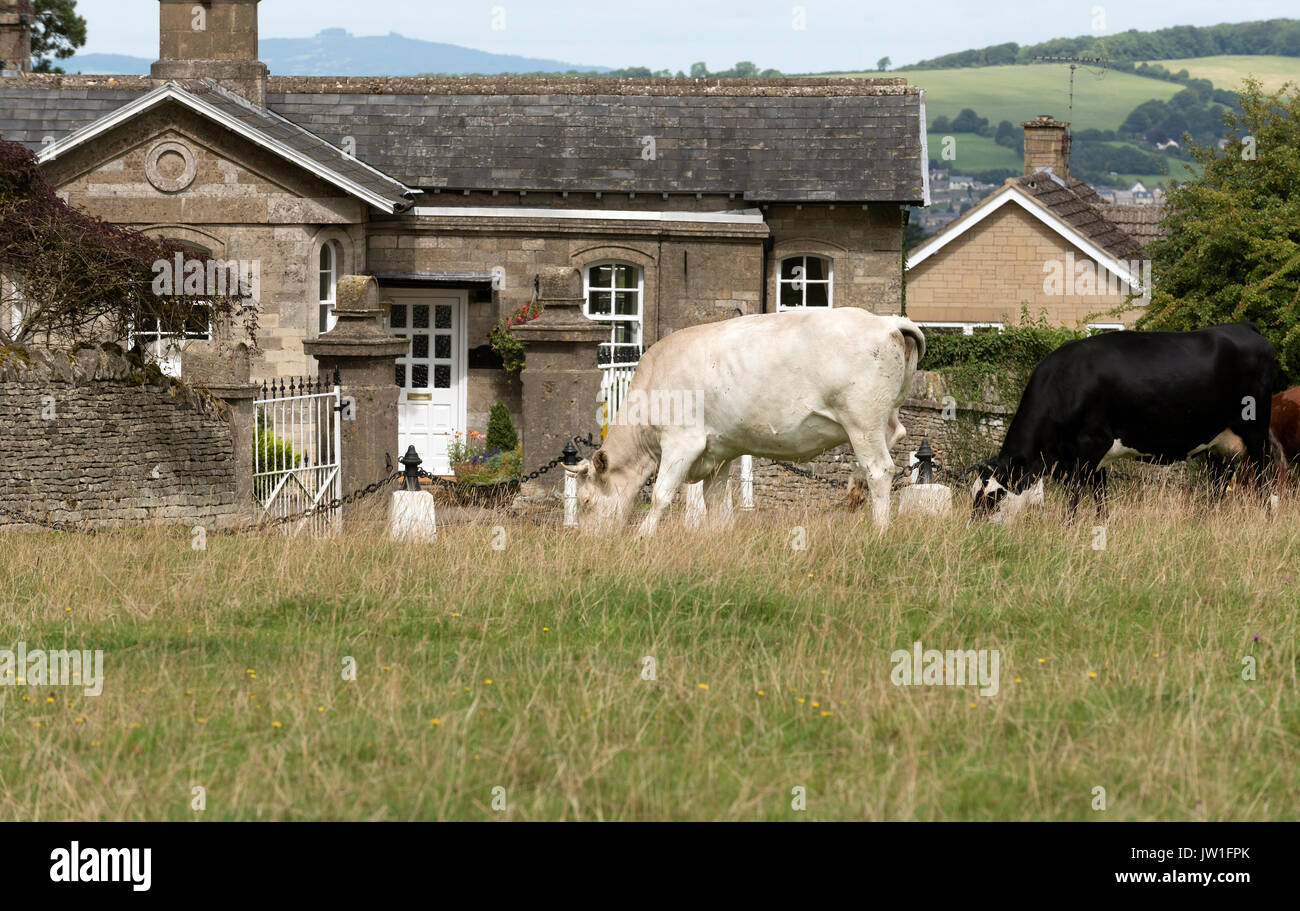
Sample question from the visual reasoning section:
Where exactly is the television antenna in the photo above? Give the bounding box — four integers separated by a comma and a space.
1032, 55, 1108, 125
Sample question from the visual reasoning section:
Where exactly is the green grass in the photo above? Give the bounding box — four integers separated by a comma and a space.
0, 484, 1296, 820
1147, 56, 1300, 95
849, 64, 1186, 132
928, 133, 1198, 188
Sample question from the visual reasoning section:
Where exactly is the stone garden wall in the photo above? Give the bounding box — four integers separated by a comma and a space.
0, 345, 243, 531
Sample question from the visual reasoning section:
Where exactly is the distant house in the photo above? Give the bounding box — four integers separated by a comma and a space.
906, 116, 1165, 334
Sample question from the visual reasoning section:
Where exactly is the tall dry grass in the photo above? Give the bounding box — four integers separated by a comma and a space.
0, 481, 1295, 820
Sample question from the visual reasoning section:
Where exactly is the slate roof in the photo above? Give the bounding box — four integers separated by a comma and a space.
1099, 204, 1166, 249
1016, 170, 1143, 260
0, 74, 927, 204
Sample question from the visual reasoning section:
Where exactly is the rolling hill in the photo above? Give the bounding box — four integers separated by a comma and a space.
65, 29, 608, 77
1146, 55, 1300, 93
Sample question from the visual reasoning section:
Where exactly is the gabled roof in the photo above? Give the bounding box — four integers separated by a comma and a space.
266, 76, 929, 203
1099, 204, 1166, 249
906, 170, 1148, 291
24, 79, 416, 212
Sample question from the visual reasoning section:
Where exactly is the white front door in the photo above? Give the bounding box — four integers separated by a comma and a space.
387, 290, 467, 476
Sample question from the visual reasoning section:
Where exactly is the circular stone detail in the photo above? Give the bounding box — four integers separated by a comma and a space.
144, 140, 197, 192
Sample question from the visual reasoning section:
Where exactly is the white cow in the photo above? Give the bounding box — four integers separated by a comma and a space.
566, 308, 925, 535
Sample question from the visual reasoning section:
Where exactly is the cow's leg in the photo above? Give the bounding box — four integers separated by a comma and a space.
700, 460, 735, 530
637, 450, 694, 538
1091, 468, 1108, 521
846, 428, 896, 529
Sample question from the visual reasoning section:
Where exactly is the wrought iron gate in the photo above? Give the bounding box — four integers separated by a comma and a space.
253, 374, 343, 535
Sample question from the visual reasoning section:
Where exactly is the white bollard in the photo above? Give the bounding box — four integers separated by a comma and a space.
684, 481, 706, 528
564, 471, 578, 528
740, 454, 755, 509
390, 490, 437, 542
897, 483, 952, 517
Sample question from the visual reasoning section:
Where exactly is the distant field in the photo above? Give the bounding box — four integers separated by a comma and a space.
1147, 56, 1300, 95
847, 65, 1184, 132
928, 132, 1197, 188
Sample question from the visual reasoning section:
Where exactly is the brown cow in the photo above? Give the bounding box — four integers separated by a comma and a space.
1270, 386, 1300, 490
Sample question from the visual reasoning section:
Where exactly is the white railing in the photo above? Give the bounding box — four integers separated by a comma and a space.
600, 364, 637, 435
253, 377, 343, 536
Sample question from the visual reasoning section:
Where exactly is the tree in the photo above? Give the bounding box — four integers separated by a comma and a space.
485, 401, 518, 453
1137, 80, 1300, 380
689, 62, 708, 78
876, 56, 891, 72
30, 0, 87, 74
0, 136, 256, 355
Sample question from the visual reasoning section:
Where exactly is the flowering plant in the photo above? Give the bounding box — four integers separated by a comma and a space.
487, 301, 543, 372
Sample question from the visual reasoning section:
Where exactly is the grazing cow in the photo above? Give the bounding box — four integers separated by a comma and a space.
1269, 386, 1300, 490
972, 322, 1277, 520
566, 308, 925, 535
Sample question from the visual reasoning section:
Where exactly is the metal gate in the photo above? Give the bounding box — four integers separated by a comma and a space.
253, 374, 343, 535
599, 364, 637, 437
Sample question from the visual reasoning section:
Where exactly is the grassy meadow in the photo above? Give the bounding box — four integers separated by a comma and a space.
0, 484, 1296, 821
1147, 55, 1300, 95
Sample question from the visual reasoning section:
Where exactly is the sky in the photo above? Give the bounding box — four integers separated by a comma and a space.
76, 0, 1298, 72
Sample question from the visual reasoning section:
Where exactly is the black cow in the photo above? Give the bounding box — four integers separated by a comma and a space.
971, 322, 1278, 519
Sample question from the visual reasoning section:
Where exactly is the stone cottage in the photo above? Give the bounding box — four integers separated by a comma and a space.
0, 0, 928, 475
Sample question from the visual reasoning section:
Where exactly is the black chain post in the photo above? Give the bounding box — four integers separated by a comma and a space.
917, 439, 934, 485
399, 446, 423, 492
562, 440, 580, 468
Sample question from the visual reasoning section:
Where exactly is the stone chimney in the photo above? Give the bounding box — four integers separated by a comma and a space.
1022, 115, 1070, 176
0, 0, 32, 75
151, 0, 268, 106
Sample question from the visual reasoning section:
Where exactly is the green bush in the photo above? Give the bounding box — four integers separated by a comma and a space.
486, 401, 518, 453
252, 416, 300, 499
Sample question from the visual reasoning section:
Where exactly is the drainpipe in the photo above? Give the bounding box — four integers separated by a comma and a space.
760, 234, 774, 314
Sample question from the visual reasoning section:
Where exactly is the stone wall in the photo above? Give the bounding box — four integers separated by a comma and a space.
0, 346, 243, 531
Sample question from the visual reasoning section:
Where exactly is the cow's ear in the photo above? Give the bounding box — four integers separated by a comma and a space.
593, 449, 609, 475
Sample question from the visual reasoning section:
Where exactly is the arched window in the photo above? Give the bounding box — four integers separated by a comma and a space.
778, 254, 833, 310
131, 240, 212, 377
584, 262, 643, 367
319, 241, 339, 333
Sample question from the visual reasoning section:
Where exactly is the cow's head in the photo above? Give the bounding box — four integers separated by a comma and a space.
970, 455, 1041, 522
564, 448, 633, 533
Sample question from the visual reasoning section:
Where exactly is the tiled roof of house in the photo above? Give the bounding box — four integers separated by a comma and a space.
1016, 170, 1143, 260
1099, 204, 1167, 249
263, 76, 927, 202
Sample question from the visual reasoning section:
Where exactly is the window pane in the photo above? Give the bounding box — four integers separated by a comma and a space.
411, 334, 429, 358
390, 304, 407, 328
613, 321, 636, 344
614, 291, 637, 316
589, 264, 612, 288
804, 256, 828, 282
588, 291, 612, 315
412, 306, 429, 329
411, 364, 428, 388
434, 305, 452, 329
779, 283, 803, 308
320, 244, 331, 271
320, 304, 331, 334
435, 334, 451, 359
395, 364, 406, 387
613, 264, 637, 289
805, 283, 829, 307
434, 365, 451, 388
319, 271, 331, 303
780, 257, 801, 280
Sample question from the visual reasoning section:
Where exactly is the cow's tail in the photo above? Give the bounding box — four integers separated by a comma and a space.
887, 316, 926, 387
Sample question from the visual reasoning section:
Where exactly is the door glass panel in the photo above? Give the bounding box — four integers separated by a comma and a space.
395, 364, 406, 387
412, 305, 429, 329
435, 305, 452, 329
434, 365, 451, 388
390, 304, 407, 328
412, 334, 429, 358
411, 364, 428, 388
435, 334, 451, 359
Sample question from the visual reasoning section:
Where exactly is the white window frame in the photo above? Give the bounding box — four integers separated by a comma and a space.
1086, 323, 1125, 335
916, 321, 1004, 336
319, 241, 339, 334
129, 307, 211, 378
777, 254, 834, 310
583, 262, 643, 368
